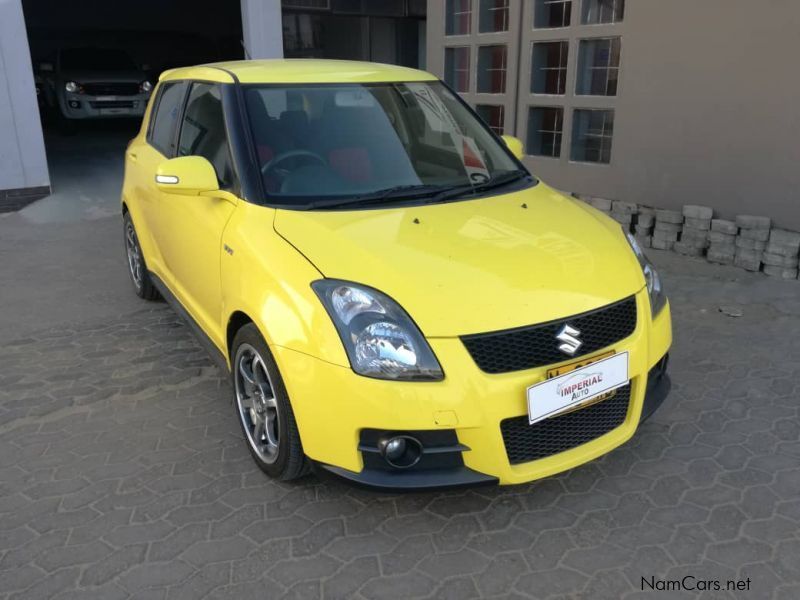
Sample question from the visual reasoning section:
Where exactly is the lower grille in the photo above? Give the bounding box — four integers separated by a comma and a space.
500, 383, 631, 465
89, 100, 135, 109
83, 82, 140, 96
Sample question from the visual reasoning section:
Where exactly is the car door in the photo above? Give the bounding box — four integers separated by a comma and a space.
130, 80, 188, 279
155, 81, 238, 350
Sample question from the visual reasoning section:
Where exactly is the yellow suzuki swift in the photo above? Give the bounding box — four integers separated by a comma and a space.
121, 60, 671, 489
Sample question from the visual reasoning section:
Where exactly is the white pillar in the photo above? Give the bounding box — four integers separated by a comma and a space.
0, 0, 49, 199
240, 0, 284, 59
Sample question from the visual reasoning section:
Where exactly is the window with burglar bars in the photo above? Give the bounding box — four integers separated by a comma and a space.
531, 41, 568, 95
571, 109, 614, 163
476, 104, 505, 134
527, 107, 564, 157
534, 0, 571, 29
445, 0, 472, 35
582, 0, 624, 25
477, 45, 507, 93
576, 37, 621, 96
479, 0, 509, 33
444, 47, 471, 92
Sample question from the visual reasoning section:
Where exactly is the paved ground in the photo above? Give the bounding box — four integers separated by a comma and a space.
1, 129, 799, 599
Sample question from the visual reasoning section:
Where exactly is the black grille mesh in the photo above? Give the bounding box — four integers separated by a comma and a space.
501, 384, 631, 465
461, 296, 637, 374
82, 82, 140, 96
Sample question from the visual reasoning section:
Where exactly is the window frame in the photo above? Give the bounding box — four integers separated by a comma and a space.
531, 40, 569, 96
533, 0, 572, 29
581, 0, 624, 25
570, 108, 615, 164
477, 44, 508, 94
175, 81, 238, 191
146, 81, 189, 158
575, 37, 621, 97
527, 106, 564, 158
478, 0, 510, 33
445, 0, 472, 36
444, 46, 471, 93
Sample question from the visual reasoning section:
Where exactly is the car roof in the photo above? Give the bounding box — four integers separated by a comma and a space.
159, 59, 438, 85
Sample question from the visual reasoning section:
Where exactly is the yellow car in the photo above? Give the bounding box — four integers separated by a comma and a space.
121, 60, 671, 489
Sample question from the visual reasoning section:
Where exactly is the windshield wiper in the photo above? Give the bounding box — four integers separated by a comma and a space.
423, 170, 530, 205
305, 184, 448, 210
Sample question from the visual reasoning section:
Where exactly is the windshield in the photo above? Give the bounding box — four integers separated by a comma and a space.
243, 81, 529, 206
60, 48, 137, 71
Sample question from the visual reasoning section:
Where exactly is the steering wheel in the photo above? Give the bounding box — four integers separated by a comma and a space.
260, 149, 327, 179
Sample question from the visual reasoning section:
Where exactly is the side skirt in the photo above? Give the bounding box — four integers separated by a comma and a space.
149, 271, 231, 375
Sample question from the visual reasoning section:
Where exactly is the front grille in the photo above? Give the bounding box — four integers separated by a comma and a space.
89, 101, 134, 109
83, 82, 140, 96
461, 296, 637, 374
501, 384, 631, 464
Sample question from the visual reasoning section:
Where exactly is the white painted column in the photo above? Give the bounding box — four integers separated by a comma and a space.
240, 0, 284, 59
0, 0, 49, 196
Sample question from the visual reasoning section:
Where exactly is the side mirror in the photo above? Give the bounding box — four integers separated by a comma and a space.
155, 156, 219, 196
501, 135, 525, 160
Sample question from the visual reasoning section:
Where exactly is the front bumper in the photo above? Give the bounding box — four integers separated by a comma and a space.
275, 291, 672, 488
60, 93, 148, 119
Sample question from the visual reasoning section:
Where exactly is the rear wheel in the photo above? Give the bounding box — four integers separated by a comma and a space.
231, 324, 308, 480
123, 212, 159, 300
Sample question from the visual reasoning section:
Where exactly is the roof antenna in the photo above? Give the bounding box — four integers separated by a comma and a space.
240, 39, 251, 60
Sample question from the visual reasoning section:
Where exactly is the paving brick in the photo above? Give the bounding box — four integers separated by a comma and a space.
654, 221, 682, 233
612, 200, 638, 214
736, 215, 771, 229
735, 236, 767, 251
762, 253, 800, 268
765, 241, 800, 258
673, 242, 705, 256
739, 227, 771, 242
650, 237, 674, 251
636, 213, 655, 228
586, 196, 612, 211
763, 265, 799, 279
683, 217, 711, 230
769, 228, 800, 250
655, 209, 683, 224
711, 219, 738, 234
682, 205, 713, 219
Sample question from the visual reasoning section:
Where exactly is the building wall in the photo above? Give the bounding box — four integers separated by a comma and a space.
427, 0, 800, 229
0, 0, 49, 204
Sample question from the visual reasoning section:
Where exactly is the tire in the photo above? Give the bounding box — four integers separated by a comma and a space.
123, 212, 159, 301
231, 323, 309, 481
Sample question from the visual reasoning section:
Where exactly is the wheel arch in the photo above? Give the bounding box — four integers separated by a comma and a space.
226, 310, 255, 359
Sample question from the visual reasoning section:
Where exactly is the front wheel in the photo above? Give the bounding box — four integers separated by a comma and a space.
231, 324, 308, 480
123, 213, 159, 300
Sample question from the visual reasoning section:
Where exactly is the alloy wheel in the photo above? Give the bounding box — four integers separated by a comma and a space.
125, 221, 143, 289
234, 343, 280, 464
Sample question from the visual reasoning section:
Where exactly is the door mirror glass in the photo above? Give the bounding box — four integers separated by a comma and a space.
501, 135, 525, 160
155, 156, 219, 195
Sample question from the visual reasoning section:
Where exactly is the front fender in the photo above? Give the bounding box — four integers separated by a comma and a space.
220, 202, 349, 368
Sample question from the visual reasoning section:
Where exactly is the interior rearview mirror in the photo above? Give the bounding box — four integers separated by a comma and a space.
155, 156, 219, 196
501, 135, 525, 160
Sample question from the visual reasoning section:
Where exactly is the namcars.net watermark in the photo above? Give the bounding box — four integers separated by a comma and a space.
642, 575, 752, 593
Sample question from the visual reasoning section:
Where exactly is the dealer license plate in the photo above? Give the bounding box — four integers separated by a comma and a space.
526, 351, 629, 425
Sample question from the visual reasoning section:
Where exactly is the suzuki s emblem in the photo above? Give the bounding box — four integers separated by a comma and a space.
556, 324, 583, 356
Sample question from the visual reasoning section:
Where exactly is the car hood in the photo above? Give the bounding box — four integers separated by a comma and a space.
273, 183, 645, 337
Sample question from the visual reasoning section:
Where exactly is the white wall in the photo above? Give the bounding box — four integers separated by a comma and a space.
0, 0, 49, 193
240, 0, 284, 59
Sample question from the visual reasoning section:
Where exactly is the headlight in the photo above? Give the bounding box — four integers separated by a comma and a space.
312, 280, 444, 381
140, 80, 153, 93
64, 81, 79, 93
626, 232, 667, 317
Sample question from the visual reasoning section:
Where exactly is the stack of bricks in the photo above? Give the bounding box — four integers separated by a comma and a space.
611, 201, 637, 234
763, 229, 800, 279
583, 196, 612, 217
674, 205, 713, 257
734, 215, 771, 272
652, 209, 683, 251
633, 206, 655, 248
706, 219, 738, 264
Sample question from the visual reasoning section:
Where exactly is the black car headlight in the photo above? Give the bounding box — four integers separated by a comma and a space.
625, 232, 667, 317
312, 280, 444, 381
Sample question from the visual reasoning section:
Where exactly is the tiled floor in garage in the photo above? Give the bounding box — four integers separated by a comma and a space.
1, 130, 799, 599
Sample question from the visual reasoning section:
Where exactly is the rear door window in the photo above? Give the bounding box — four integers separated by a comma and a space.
177, 83, 235, 189
148, 82, 187, 157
